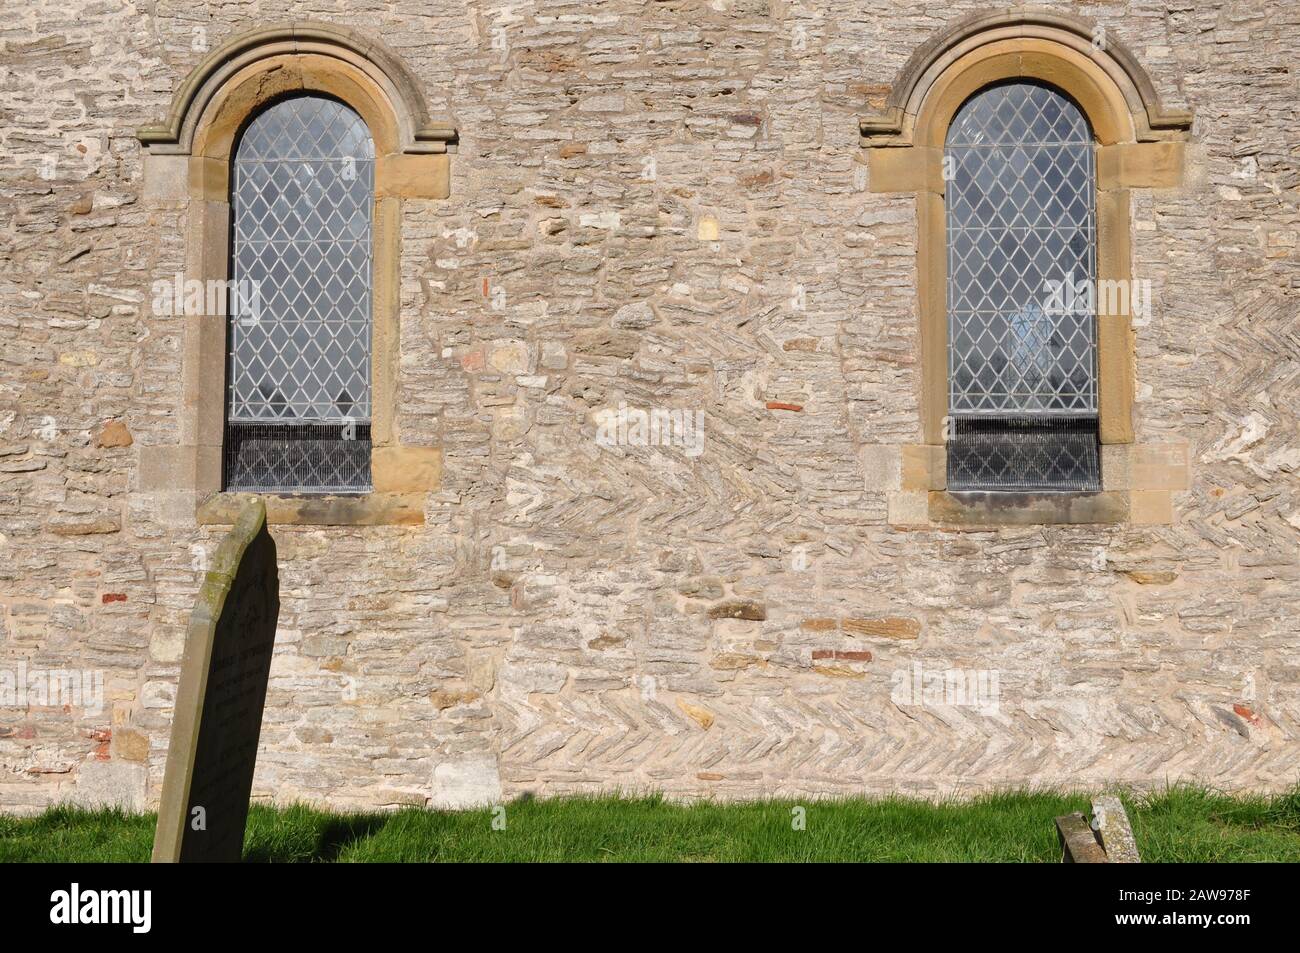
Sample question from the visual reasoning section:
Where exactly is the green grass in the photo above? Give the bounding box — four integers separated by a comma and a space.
2, 786, 1298, 862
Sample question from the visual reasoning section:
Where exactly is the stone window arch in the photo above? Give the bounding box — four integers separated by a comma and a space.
859, 11, 1192, 527
137, 22, 457, 525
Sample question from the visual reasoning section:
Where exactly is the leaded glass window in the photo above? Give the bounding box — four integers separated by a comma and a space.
945, 82, 1101, 491
224, 95, 375, 493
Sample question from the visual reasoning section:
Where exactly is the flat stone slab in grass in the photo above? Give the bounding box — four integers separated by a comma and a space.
1055, 811, 1109, 863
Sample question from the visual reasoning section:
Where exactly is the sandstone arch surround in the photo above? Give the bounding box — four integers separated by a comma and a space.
136, 23, 458, 526
858, 10, 1193, 529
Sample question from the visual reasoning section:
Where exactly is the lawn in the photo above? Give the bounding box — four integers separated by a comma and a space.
2, 786, 1298, 862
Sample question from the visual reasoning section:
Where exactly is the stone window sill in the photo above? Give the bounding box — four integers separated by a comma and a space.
926, 490, 1129, 527
196, 491, 425, 526
878, 442, 1186, 529
138, 444, 441, 526
886, 488, 1175, 528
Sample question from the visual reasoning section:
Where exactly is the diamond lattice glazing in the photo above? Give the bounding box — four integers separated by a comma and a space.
944, 82, 1101, 492
946, 81, 1097, 415
224, 96, 374, 492
228, 95, 374, 423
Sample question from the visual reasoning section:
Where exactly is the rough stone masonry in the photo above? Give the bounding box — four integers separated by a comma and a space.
0, 0, 1297, 813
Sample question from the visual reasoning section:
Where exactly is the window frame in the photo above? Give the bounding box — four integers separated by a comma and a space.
136, 24, 456, 526
859, 16, 1192, 527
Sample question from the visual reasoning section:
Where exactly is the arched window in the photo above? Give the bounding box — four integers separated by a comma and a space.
224, 95, 375, 493
944, 82, 1099, 491
136, 23, 456, 526
857, 12, 1192, 527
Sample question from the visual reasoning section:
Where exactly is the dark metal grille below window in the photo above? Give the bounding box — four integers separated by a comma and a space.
947, 415, 1100, 492
223, 423, 371, 495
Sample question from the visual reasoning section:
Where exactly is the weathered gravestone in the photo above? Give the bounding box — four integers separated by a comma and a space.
1089, 794, 1141, 863
1054, 795, 1141, 863
152, 498, 279, 862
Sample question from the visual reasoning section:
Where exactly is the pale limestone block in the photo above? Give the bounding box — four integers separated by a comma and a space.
430, 753, 503, 809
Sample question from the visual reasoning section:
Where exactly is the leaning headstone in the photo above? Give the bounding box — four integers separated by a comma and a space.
152, 499, 279, 863
1090, 794, 1141, 863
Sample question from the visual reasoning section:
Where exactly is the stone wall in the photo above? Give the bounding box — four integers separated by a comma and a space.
0, 0, 1296, 812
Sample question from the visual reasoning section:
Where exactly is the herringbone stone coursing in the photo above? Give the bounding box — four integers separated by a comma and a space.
0, 1, 1297, 811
